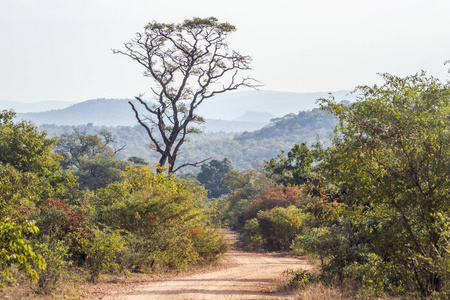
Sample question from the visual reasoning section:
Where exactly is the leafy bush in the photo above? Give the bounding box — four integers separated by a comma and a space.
240, 218, 263, 251
283, 268, 316, 290
297, 71, 450, 297
343, 253, 404, 298
94, 166, 227, 272
190, 228, 229, 263
34, 198, 92, 265
33, 238, 72, 295
85, 227, 124, 282
257, 206, 305, 250
241, 206, 306, 251
0, 220, 45, 288
221, 169, 274, 229
243, 184, 300, 223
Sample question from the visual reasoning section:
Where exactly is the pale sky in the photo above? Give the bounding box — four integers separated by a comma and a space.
1, 0, 449, 103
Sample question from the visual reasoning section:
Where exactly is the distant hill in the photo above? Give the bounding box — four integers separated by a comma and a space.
196, 90, 353, 120
14, 90, 351, 133
16, 98, 269, 132
0, 100, 74, 113
184, 108, 337, 169
200, 119, 268, 132
17, 99, 138, 127
235, 108, 336, 144
234, 111, 275, 123
40, 108, 337, 170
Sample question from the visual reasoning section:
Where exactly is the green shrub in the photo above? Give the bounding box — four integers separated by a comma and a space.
257, 206, 305, 250
243, 184, 300, 223
241, 206, 306, 251
33, 198, 93, 266
240, 218, 263, 251
0, 220, 45, 288
296, 227, 369, 282
283, 268, 316, 290
191, 228, 229, 263
33, 237, 72, 295
85, 227, 124, 282
344, 253, 405, 299
94, 166, 227, 272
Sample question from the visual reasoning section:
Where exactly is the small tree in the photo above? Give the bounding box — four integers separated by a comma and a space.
197, 158, 233, 198
54, 130, 128, 190
114, 17, 257, 173
0, 110, 75, 198
264, 142, 315, 186
317, 72, 450, 297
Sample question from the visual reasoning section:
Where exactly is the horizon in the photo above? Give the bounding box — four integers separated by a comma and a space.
1, 1, 449, 103
0, 88, 353, 104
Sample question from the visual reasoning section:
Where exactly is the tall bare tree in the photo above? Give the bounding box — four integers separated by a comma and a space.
113, 17, 257, 173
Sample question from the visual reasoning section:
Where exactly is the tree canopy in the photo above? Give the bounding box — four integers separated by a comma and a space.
197, 158, 233, 198
312, 72, 450, 297
0, 110, 74, 198
114, 17, 257, 173
54, 129, 128, 190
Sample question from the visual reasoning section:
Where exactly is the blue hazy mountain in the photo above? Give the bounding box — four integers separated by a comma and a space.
9, 90, 352, 132
0, 100, 74, 113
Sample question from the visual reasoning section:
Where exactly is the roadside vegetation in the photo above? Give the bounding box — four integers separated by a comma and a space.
0, 109, 227, 298
212, 70, 450, 299
1, 29, 449, 298
3, 68, 450, 299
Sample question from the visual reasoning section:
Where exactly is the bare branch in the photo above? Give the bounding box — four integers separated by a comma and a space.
115, 17, 256, 174
172, 157, 212, 173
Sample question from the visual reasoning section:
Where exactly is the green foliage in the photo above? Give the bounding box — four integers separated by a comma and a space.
127, 156, 148, 165
300, 71, 450, 297
0, 220, 45, 288
240, 218, 263, 251
36, 198, 90, 239
0, 110, 58, 175
257, 206, 305, 250
291, 223, 364, 276
0, 110, 75, 198
55, 129, 116, 168
197, 158, 233, 198
94, 166, 227, 271
221, 169, 273, 229
242, 206, 306, 251
33, 238, 72, 295
344, 253, 404, 298
85, 227, 124, 283
0, 163, 38, 222
243, 184, 300, 223
0, 163, 45, 287
54, 129, 128, 190
33, 198, 92, 264
236, 108, 336, 143
283, 268, 316, 290
74, 155, 128, 190
264, 142, 314, 185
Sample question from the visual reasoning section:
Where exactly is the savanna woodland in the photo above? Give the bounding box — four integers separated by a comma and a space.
1, 17, 450, 300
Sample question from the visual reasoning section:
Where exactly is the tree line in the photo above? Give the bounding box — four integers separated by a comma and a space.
1, 15, 449, 299
208, 71, 450, 298
0, 109, 227, 296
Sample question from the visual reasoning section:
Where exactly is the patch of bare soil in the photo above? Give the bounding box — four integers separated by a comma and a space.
97, 229, 312, 300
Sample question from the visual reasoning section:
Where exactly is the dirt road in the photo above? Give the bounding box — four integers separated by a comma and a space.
113, 230, 311, 300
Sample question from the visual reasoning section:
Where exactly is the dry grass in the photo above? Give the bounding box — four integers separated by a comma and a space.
0, 268, 81, 300
293, 282, 355, 300
0, 258, 232, 300
291, 281, 408, 300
